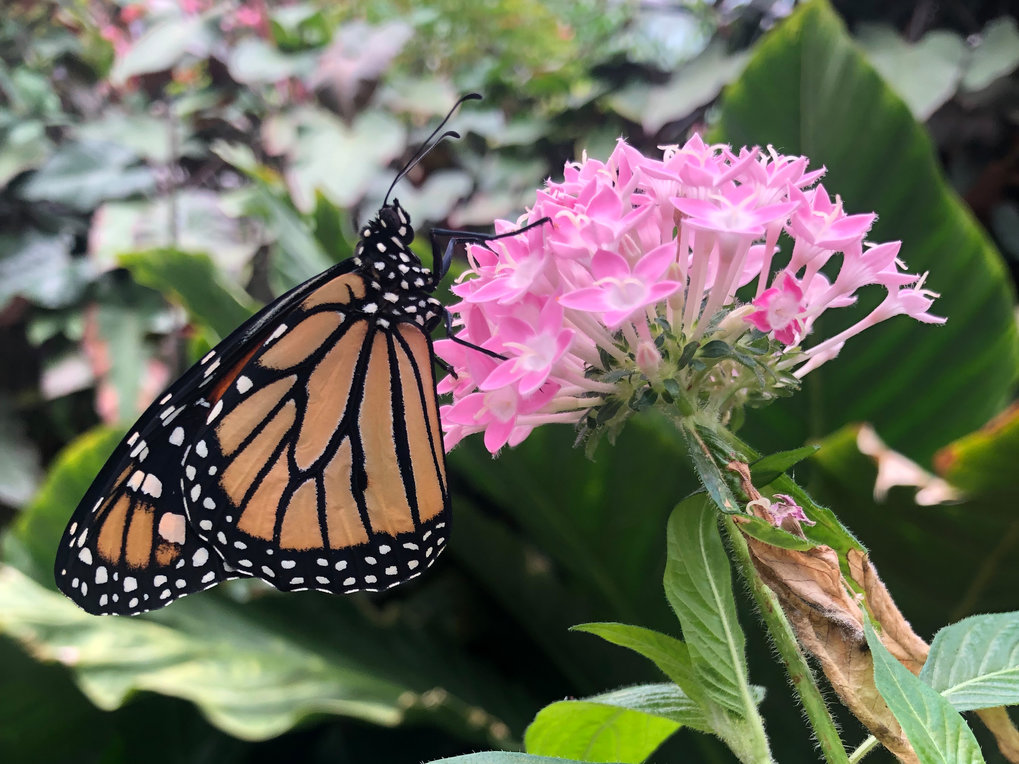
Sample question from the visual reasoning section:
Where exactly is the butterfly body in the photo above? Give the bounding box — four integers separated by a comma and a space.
55, 199, 450, 615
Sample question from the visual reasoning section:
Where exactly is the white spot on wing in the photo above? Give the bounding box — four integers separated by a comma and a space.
265, 324, 288, 345
127, 470, 144, 491
158, 513, 186, 544
141, 473, 163, 498
205, 399, 224, 424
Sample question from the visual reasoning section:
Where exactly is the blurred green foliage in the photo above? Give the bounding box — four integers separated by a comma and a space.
1, 0, 1018, 762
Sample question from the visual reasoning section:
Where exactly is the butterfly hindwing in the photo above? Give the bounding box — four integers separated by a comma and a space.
53, 397, 244, 615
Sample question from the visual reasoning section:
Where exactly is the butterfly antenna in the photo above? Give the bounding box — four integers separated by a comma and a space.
383, 92, 482, 205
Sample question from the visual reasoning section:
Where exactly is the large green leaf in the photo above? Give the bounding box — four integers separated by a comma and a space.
449, 413, 696, 635
0, 633, 250, 764
431, 755, 603, 764
0, 230, 90, 310
718, 0, 1019, 465
934, 406, 1019, 500
920, 612, 1019, 712
19, 140, 155, 212
663, 497, 772, 762
571, 623, 700, 704
5, 428, 538, 745
119, 248, 258, 340
13, 426, 122, 586
866, 621, 986, 764
110, 14, 213, 83
237, 173, 336, 292
606, 40, 749, 133
854, 24, 966, 120
284, 107, 405, 213
90, 191, 260, 274
809, 425, 1018, 638
663, 497, 751, 716
0, 395, 42, 507
0, 563, 533, 745
0, 118, 50, 186
524, 684, 691, 762
448, 497, 656, 693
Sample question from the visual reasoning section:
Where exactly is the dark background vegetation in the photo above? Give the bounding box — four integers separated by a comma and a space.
0, 1, 1017, 762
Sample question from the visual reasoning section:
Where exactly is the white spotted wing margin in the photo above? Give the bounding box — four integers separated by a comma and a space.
54, 259, 362, 615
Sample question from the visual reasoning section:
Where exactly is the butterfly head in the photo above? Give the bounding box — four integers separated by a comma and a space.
373, 199, 415, 246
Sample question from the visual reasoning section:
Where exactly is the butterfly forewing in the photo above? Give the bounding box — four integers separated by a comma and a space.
53, 260, 363, 614
181, 258, 451, 594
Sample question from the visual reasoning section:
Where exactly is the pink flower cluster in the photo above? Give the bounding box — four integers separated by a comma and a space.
437, 137, 944, 453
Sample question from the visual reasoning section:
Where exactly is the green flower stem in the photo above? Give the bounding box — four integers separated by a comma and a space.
848, 735, 880, 762
722, 515, 850, 763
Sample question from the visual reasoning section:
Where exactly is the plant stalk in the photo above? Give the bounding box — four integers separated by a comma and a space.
722, 515, 850, 763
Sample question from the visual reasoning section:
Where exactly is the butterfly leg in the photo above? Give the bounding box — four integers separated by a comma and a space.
428, 216, 551, 281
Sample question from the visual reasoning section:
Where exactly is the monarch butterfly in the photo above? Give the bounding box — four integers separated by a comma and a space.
54, 94, 523, 615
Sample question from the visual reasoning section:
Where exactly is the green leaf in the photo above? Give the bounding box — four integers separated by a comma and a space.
734, 514, 816, 552
679, 424, 738, 514
226, 37, 316, 84
934, 406, 1019, 500
239, 175, 335, 291
90, 191, 260, 274
285, 108, 405, 213
750, 445, 819, 486
664, 496, 751, 716
920, 611, 1019, 711
719, 0, 1019, 466
570, 623, 701, 705
430, 754, 601, 764
0, 119, 50, 186
0, 633, 246, 763
0, 395, 42, 507
74, 110, 181, 164
865, 621, 986, 764
0, 565, 531, 745
855, 24, 967, 120
311, 191, 356, 262
525, 684, 688, 762
119, 248, 258, 339
449, 414, 698, 641
606, 41, 749, 133
12, 427, 123, 584
19, 140, 155, 212
0, 230, 90, 310
95, 296, 146, 423
111, 15, 212, 83
961, 17, 1019, 93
